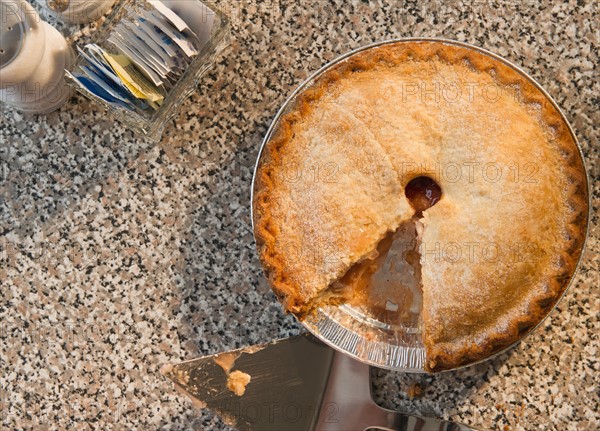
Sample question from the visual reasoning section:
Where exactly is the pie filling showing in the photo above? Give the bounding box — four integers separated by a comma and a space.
316, 176, 441, 328
253, 41, 588, 372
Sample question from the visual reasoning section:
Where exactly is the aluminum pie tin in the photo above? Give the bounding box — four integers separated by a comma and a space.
250, 38, 591, 372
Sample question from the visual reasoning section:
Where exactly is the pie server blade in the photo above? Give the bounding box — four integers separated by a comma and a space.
161, 334, 480, 431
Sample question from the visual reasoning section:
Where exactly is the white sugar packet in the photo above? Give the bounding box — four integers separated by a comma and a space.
108, 33, 166, 89
122, 20, 174, 74
142, 9, 199, 58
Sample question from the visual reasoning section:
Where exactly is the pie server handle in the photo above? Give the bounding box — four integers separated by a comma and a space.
314, 347, 482, 431
356, 405, 481, 431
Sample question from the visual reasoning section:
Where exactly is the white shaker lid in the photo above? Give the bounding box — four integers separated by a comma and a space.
0, 1, 46, 85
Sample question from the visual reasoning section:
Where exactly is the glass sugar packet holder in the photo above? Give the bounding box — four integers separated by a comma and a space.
66, 0, 230, 142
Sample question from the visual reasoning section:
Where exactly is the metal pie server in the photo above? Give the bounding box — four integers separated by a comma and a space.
162, 334, 481, 431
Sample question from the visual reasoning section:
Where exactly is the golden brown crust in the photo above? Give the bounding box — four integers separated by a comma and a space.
253, 83, 412, 317
253, 40, 589, 371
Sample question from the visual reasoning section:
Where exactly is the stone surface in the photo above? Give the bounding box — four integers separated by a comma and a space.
1, 1, 598, 430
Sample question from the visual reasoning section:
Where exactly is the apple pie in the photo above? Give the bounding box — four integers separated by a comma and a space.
253, 41, 588, 372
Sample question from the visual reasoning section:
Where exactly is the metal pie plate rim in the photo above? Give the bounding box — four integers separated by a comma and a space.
250, 37, 592, 372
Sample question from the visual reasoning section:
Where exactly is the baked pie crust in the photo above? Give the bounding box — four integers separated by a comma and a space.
253, 41, 588, 372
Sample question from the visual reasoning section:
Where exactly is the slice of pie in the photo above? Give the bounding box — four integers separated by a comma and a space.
253, 41, 588, 372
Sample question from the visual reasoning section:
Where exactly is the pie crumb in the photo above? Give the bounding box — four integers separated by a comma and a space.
213, 352, 240, 373
406, 382, 423, 399
220, 412, 237, 427
160, 363, 190, 385
227, 370, 251, 396
160, 363, 173, 375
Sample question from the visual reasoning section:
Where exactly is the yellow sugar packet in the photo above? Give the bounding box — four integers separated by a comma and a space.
102, 52, 164, 107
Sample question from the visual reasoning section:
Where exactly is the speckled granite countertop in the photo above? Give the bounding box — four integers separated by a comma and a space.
1, 0, 598, 430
